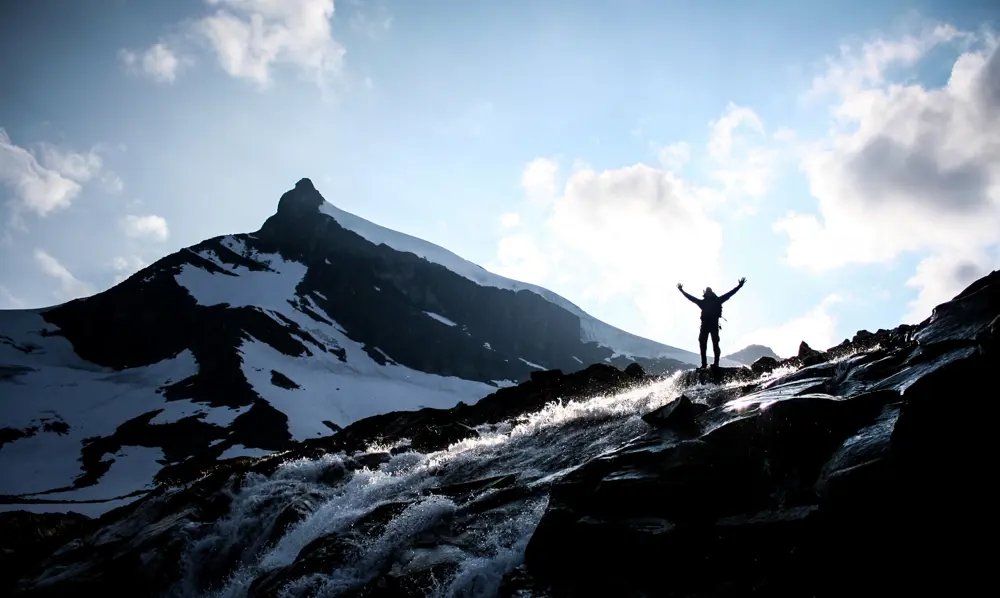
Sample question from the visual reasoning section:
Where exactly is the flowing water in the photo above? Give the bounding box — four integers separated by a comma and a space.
170, 370, 775, 598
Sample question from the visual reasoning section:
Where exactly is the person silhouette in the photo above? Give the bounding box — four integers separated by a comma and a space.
677, 277, 746, 369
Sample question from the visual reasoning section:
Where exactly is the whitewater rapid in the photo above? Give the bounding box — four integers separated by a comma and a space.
170, 369, 771, 598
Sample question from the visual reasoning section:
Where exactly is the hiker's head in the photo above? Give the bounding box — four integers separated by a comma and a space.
703, 287, 715, 298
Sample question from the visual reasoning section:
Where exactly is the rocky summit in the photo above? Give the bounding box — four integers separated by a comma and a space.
2, 265, 996, 597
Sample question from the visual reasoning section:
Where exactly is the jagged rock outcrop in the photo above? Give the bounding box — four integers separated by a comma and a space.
4, 270, 997, 598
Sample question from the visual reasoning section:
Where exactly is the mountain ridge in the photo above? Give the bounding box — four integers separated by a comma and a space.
0, 177, 719, 511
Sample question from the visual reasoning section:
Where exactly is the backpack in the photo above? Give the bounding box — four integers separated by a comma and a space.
702, 297, 723, 321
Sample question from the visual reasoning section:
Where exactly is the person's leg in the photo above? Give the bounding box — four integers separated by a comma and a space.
711, 327, 721, 367
698, 325, 709, 368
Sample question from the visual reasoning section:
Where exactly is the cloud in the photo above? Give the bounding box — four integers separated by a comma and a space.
499, 212, 520, 228
707, 103, 780, 199
122, 214, 170, 242
34, 249, 94, 302
196, 0, 346, 89
101, 172, 125, 194
120, 43, 183, 83
735, 294, 844, 358
521, 157, 559, 203
111, 255, 150, 284
1, 129, 82, 217
490, 159, 725, 346
1, 129, 120, 224
776, 26, 1000, 272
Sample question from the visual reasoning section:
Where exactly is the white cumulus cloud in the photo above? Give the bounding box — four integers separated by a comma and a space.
777, 26, 1000, 268
775, 23, 1000, 318
1, 129, 119, 224
197, 0, 346, 89
122, 215, 170, 242
521, 157, 559, 203
499, 212, 520, 228
490, 159, 726, 346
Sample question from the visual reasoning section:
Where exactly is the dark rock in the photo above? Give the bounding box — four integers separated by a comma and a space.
529, 369, 563, 386
623, 362, 646, 380
913, 269, 999, 345
354, 451, 392, 470
750, 355, 779, 374
0, 511, 93, 593
795, 341, 827, 367
269, 369, 300, 390
640, 394, 707, 431
676, 365, 755, 387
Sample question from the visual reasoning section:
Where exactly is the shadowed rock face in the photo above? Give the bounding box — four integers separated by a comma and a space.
3, 270, 996, 596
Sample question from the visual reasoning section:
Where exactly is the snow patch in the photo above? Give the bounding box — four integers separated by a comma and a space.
0, 344, 199, 496
219, 445, 274, 460
174, 251, 307, 312
518, 357, 545, 370
424, 311, 457, 327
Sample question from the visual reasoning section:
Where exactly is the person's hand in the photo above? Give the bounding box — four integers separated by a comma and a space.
738, 277, 747, 285
677, 283, 684, 291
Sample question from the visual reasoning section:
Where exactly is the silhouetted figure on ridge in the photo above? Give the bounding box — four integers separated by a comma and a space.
677, 277, 746, 369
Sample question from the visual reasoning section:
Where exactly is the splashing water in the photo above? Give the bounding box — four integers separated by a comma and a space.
173, 373, 687, 598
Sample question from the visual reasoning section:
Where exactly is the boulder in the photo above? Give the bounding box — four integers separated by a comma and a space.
640, 394, 707, 430
623, 362, 646, 380
750, 355, 779, 374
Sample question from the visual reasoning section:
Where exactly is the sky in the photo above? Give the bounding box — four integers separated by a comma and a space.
1, 0, 999, 358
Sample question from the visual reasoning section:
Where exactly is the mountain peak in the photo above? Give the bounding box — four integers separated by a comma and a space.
275, 177, 324, 219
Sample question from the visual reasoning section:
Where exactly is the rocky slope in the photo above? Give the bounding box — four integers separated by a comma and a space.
0, 178, 704, 512
3, 269, 996, 597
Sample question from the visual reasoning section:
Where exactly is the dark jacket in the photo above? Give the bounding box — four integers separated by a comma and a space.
681, 282, 743, 326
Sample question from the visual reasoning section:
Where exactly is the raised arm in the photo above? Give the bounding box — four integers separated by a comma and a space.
677, 283, 702, 306
719, 277, 747, 303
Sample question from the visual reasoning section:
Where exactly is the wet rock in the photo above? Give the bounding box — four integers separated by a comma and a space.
355, 451, 393, 470
750, 355, 779, 374
913, 269, 999, 346
676, 365, 755, 388
796, 341, 826, 367
640, 394, 707, 431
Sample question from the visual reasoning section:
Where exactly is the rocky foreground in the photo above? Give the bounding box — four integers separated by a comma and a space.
2, 270, 997, 597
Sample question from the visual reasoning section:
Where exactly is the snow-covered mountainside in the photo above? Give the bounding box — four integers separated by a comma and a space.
0, 177, 702, 512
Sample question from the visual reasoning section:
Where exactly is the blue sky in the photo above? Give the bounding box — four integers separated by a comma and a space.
2, 0, 998, 357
